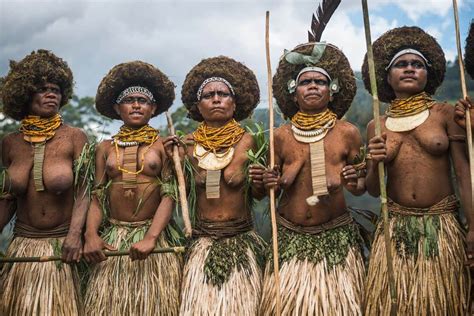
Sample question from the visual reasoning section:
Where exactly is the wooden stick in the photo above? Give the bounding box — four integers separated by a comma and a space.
165, 111, 193, 238
265, 11, 281, 316
453, 0, 474, 227
0, 246, 186, 263
360, 1, 398, 315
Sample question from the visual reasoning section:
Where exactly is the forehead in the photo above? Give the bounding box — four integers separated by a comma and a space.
201, 81, 231, 92
40, 82, 60, 88
393, 53, 425, 63
124, 92, 152, 100
298, 71, 328, 81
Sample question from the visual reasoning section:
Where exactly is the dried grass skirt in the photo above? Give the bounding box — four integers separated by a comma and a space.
179, 231, 265, 316
364, 212, 469, 315
259, 224, 365, 316
0, 236, 82, 316
84, 221, 182, 315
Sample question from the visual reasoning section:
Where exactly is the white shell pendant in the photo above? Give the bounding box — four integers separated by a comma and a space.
194, 143, 234, 171
385, 109, 429, 132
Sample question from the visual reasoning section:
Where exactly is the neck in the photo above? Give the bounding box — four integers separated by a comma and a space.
393, 90, 425, 100
299, 107, 328, 115
205, 118, 233, 128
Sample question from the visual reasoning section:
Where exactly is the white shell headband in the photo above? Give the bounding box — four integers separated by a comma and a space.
385, 48, 431, 70
116, 86, 155, 104
196, 77, 235, 101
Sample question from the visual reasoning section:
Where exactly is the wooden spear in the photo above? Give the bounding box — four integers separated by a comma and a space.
452, 0, 474, 225
165, 111, 193, 238
0, 246, 186, 263
360, 0, 398, 314
265, 11, 281, 316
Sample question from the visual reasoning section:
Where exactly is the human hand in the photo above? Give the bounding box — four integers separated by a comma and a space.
83, 233, 116, 264
163, 135, 180, 159
263, 165, 281, 190
129, 236, 156, 261
62, 233, 83, 263
367, 133, 387, 165
454, 96, 473, 130
341, 165, 358, 188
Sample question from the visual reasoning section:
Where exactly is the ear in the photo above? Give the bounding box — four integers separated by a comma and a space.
387, 72, 392, 86
329, 95, 334, 103
113, 103, 121, 116
151, 103, 158, 115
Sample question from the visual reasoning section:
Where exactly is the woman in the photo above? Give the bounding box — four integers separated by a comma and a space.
82, 61, 182, 315
171, 56, 265, 315
258, 42, 366, 315
0, 49, 88, 315
363, 26, 472, 315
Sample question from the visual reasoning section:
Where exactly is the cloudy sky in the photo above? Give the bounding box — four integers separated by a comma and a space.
1, 0, 473, 131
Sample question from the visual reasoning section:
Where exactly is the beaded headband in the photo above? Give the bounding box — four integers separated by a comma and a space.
385, 48, 431, 70
116, 86, 156, 104
196, 77, 235, 101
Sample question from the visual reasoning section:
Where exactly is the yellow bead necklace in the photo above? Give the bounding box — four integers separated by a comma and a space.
20, 114, 62, 141
386, 92, 435, 118
113, 124, 159, 175
291, 109, 337, 131
193, 119, 245, 156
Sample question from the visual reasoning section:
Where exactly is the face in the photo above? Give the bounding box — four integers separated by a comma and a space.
294, 71, 333, 114
28, 83, 62, 118
197, 81, 235, 127
387, 53, 428, 99
113, 92, 157, 128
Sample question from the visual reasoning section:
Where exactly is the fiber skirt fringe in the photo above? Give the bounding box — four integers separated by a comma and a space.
259, 226, 365, 316
84, 221, 182, 316
0, 237, 82, 316
364, 212, 469, 315
179, 232, 264, 316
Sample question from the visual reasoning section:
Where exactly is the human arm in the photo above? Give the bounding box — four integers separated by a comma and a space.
129, 196, 174, 260
365, 120, 387, 197
0, 136, 16, 231
454, 96, 474, 131
83, 141, 115, 263
342, 124, 366, 196
448, 106, 474, 258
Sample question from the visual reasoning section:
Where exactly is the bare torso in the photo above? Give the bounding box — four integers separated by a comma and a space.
99, 138, 168, 222
185, 132, 254, 222
3, 124, 86, 229
275, 120, 362, 226
375, 103, 455, 207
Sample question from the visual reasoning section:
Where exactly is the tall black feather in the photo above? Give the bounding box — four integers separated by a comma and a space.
308, 0, 342, 42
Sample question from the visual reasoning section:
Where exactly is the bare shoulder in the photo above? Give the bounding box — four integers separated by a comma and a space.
431, 102, 454, 117
274, 124, 291, 141
236, 132, 254, 151
1, 131, 21, 147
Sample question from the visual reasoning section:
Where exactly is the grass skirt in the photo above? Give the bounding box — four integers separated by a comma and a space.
259, 224, 365, 315
84, 220, 182, 315
0, 237, 82, 315
179, 231, 265, 315
365, 211, 469, 315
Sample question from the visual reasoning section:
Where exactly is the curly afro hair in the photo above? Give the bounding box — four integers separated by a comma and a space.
181, 56, 260, 122
273, 43, 356, 119
95, 61, 175, 120
465, 21, 474, 79
1, 49, 74, 121
362, 26, 446, 103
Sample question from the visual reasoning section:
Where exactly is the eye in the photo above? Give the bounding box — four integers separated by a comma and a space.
201, 92, 213, 99
137, 97, 149, 105
217, 91, 231, 98
315, 79, 328, 86
393, 61, 408, 68
298, 79, 312, 86
412, 61, 426, 69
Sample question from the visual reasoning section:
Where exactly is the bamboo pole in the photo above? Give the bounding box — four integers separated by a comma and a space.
265, 11, 281, 316
453, 0, 474, 228
165, 111, 193, 237
360, 1, 397, 315
0, 246, 186, 263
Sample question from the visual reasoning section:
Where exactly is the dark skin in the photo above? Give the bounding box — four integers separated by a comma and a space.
83, 93, 174, 263
252, 72, 365, 226
454, 96, 474, 131
164, 82, 261, 223
0, 83, 88, 263
366, 53, 474, 259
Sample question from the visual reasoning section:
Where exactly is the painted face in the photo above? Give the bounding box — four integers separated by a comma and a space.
294, 71, 333, 114
28, 83, 62, 118
197, 81, 236, 127
387, 53, 428, 99
113, 92, 157, 128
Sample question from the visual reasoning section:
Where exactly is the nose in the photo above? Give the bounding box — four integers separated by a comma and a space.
212, 93, 221, 103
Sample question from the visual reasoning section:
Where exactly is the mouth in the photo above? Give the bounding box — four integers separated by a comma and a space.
400, 76, 417, 81
129, 112, 144, 117
305, 93, 321, 99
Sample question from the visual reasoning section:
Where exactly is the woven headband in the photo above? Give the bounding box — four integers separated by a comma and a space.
116, 86, 155, 104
